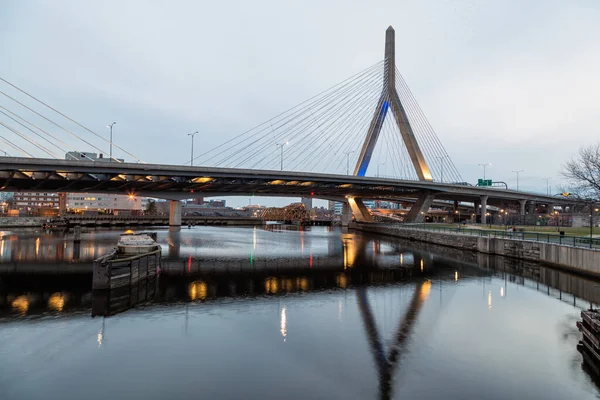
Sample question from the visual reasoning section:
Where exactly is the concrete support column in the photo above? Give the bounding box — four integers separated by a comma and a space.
406, 192, 435, 223
529, 201, 536, 214
169, 200, 182, 226
480, 195, 489, 225
347, 197, 373, 223
473, 201, 480, 223
58, 193, 67, 216
341, 202, 352, 226
519, 200, 527, 216
547, 203, 555, 214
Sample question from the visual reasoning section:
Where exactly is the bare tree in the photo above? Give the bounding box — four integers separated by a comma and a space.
562, 143, 600, 201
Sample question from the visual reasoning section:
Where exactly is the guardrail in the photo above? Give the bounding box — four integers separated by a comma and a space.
383, 223, 600, 250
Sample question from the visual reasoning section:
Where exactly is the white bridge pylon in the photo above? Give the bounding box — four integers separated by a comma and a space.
354, 26, 432, 182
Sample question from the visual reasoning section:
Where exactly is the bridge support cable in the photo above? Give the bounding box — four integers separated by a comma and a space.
193, 62, 387, 172
330, 90, 396, 177
324, 90, 385, 173
0, 108, 70, 157
0, 106, 97, 162
0, 135, 33, 157
0, 77, 145, 163
284, 77, 383, 170
0, 87, 117, 160
243, 68, 384, 171
292, 80, 383, 172
216, 64, 383, 169
191, 60, 384, 167
289, 76, 386, 172
231, 64, 384, 171
0, 120, 59, 158
395, 70, 462, 183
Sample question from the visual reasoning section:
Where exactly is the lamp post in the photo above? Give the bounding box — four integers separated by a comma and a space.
478, 162, 491, 180
591, 205, 599, 248
543, 177, 551, 196
344, 151, 354, 175
276, 142, 288, 171
512, 170, 524, 191
187, 131, 198, 166
377, 162, 385, 178
436, 155, 450, 183
107, 122, 116, 162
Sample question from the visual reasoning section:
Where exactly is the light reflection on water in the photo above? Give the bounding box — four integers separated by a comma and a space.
0, 226, 598, 399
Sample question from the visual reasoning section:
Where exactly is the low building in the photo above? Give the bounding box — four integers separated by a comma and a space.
66, 193, 148, 214
13, 192, 59, 209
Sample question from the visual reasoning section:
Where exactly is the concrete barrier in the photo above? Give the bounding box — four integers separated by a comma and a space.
353, 223, 600, 277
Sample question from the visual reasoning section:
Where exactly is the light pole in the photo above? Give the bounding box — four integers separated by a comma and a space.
276, 142, 288, 171
377, 162, 385, 178
591, 205, 599, 247
0, 150, 7, 157
478, 162, 491, 180
436, 155, 450, 183
106, 122, 116, 162
344, 151, 354, 175
512, 170, 524, 191
187, 131, 198, 166
543, 177, 551, 196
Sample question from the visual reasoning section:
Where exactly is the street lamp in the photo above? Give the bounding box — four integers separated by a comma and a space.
187, 131, 198, 166
512, 170, 524, 191
107, 122, 116, 162
377, 162, 385, 178
478, 162, 491, 180
436, 155, 450, 183
343, 151, 354, 175
276, 142, 289, 171
543, 177, 551, 196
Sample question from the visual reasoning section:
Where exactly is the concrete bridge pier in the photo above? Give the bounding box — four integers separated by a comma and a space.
480, 195, 488, 225
169, 200, 182, 226
406, 192, 434, 223
347, 197, 373, 223
520, 200, 527, 216
341, 202, 352, 227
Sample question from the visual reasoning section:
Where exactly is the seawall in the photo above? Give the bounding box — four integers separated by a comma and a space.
352, 223, 600, 278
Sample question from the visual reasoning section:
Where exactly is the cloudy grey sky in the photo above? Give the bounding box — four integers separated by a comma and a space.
1, 0, 599, 206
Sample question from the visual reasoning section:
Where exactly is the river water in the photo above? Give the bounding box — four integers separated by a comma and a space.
0, 226, 598, 400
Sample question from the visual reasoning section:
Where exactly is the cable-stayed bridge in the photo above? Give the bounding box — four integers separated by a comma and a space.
0, 27, 577, 225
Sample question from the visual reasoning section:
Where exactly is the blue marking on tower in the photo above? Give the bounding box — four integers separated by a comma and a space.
357, 101, 389, 177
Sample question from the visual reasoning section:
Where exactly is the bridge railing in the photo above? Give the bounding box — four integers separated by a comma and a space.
384, 223, 600, 250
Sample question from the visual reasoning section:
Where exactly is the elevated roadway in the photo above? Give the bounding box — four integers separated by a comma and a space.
0, 157, 580, 224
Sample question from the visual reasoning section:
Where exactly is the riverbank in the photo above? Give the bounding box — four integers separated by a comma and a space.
352, 222, 600, 278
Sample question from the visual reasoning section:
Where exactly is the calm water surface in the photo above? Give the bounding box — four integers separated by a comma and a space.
0, 226, 598, 400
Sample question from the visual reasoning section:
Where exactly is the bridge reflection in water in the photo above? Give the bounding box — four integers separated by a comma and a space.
1, 226, 599, 398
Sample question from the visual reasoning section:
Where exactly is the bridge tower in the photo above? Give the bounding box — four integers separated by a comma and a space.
354, 26, 432, 181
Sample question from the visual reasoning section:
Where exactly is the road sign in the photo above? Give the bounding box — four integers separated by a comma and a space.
478, 179, 492, 187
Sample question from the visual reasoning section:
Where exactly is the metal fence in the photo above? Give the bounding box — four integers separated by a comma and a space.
390, 224, 600, 250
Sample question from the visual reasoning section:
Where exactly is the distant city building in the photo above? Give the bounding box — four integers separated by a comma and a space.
0, 192, 14, 202
13, 192, 59, 210
301, 197, 313, 209
187, 198, 226, 208
330, 200, 375, 215
62, 152, 146, 213
66, 193, 148, 213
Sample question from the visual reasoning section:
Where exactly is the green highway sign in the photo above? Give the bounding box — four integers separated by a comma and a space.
478, 179, 492, 187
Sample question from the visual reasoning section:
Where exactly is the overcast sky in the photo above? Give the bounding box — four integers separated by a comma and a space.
1, 0, 599, 207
